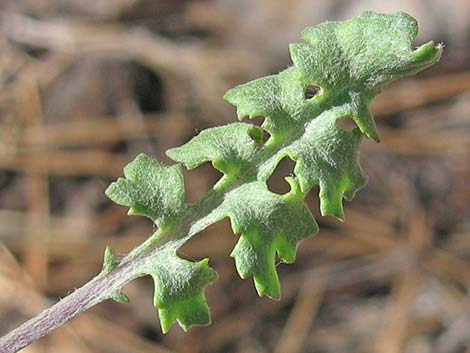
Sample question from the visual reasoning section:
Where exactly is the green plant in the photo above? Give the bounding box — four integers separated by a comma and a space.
0, 11, 441, 353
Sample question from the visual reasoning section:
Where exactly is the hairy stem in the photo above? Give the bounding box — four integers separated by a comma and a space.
0, 11, 442, 352
0, 172, 225, 352
0, 95, 319, 353
0, 270, 115, 352
0, 231, 180, 352
0, 84, 340, 353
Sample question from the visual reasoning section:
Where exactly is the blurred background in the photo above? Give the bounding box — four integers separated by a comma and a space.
0, 1, 468, 352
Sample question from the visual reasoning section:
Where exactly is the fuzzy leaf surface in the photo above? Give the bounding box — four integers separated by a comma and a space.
105, 153, 185, 227
212, 179, 317, 298
106, 11, 441, 333
167, 123, 262, 180
141, 247, 218, 333
283, 109, 367, 220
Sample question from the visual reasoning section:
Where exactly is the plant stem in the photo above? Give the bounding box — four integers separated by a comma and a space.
0, 272, 108, 352
0, 114, 318, 353
0, 226, 168, 353
0, 188, 226, 353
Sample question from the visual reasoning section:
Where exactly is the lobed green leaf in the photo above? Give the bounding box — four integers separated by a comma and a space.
105, 153, 186, 228
143, 248, 218, 333
167, 123, 262, 181
105, 11, 441, 333
218, 179, 317, 298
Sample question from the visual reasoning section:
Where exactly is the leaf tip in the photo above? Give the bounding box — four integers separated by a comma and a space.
413, 41, 443, 66
255, 280, 281, 300
165, 147, 178, 162
111, 291, 129, 304
320, 200, 345, 221
127, 207, 138, 216
103, 246, 118, 273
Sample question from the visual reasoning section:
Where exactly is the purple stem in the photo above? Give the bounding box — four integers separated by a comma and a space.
0, 263, 133, 353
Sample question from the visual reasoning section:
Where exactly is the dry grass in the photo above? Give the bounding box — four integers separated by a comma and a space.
0, 1, 468, 352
